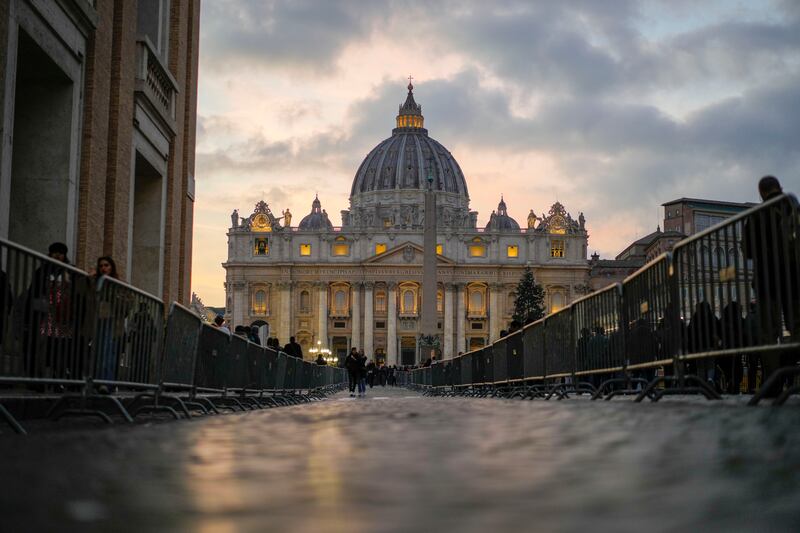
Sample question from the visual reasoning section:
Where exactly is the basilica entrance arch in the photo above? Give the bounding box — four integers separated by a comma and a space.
400, 336, 416, 366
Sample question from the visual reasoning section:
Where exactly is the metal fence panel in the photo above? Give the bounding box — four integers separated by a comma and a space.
246, 342, 265, 391
572, 284, 624, 374
0, 238, 97, 386
461, 352, 473, 385
93, 277, 164, 387
471, 349, 484, 384
621, 255, 675, 370
194, 324, 231, 390
544, 308, 574, 376
492, 338, 508, 383
274, 353, 287, 389
261, 347, 278, 390
523, 320, 545, 379
160, 302, 201, 387
452, 356, 462, 386
507, 330, 524, 380
227, 335, 249, 390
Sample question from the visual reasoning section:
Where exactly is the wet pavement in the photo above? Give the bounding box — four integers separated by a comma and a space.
1, 387, 800, 533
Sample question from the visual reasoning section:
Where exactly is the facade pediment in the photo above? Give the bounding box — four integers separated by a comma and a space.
364, 241, 455, 265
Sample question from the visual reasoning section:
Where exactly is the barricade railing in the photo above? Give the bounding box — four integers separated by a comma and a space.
0, 237, 347, 433
400, 194, 800, 404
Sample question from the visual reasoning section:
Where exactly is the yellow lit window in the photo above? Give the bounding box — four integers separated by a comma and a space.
507, 245, 519, 258
375, 243, 387, 255
299, 243, 311, 256
384, 219, 393, 228
253, 290, 267, 314
254, 238, 269, 255
333, 236, 349, 256
436, 244, 443, 255
551, 240, 565, 258
469, 244, 486, 257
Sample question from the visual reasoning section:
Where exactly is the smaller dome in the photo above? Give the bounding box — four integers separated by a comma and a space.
298, 195, 334, 231
486, 196, 520, 231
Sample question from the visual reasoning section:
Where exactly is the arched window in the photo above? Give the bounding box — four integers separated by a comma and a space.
299, 290, 310, 313
550, 291, 564, 313
253, 290, 267, 315
402, 289, 415, 314
437, 289, 443, 313
334, 290, 347, 314
507, 293, 516, 315
468, 285, 486, 317
375, 290, 387, 313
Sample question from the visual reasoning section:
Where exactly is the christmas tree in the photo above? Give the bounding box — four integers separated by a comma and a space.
512, 266, 546, 325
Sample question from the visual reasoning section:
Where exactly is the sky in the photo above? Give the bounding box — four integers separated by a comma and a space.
192, 0, 800, 306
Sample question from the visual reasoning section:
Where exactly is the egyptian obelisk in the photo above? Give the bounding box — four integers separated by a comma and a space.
419, 159, 439, 363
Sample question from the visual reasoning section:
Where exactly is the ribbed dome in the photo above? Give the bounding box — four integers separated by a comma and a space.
298, 195, 334, 231
486, 197, 520, 231
350, 83, 469, 198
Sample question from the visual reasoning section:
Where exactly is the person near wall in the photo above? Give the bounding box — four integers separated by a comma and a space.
345, 348, 360, 397
284, 336, 303, 359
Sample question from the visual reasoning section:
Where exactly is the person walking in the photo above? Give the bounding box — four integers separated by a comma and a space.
345, 348, 360, 397
366, 359, 376, 388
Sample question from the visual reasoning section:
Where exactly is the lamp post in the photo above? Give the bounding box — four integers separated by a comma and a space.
310, 339, 336, 365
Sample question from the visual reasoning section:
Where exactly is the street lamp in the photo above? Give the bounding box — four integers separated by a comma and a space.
310, 340, 336, 365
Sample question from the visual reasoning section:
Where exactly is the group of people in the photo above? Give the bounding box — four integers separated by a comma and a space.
344, 348, 399, 397
211, 317, 307, 361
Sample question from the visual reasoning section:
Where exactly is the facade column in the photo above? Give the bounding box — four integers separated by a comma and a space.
363, 282, 374, 357
456, 283, 466, 355
234, 281, 247, 329
387, 282, 397, 365
317, 282, 328, 347
489, 283, 500, 343
351, 282, 361, 352
278, 281, 292, 344
444, 282, 454, 359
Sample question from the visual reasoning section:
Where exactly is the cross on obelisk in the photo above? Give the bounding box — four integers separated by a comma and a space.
419, 158, 439, 363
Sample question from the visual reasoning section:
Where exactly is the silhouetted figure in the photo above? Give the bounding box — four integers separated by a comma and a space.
743, 176, 800, 396
284, 336, 303, 358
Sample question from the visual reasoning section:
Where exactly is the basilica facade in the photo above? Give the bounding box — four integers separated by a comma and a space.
224, 84, 591, 365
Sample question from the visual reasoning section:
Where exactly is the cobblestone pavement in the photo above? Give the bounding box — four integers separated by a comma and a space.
1, 387, 800, 533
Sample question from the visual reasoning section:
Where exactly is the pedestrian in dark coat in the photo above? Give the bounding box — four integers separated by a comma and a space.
345, 348, 360, 396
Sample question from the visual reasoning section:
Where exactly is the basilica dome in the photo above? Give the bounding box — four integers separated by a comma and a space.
350, 83, 469, 199
485, 197, 521, 231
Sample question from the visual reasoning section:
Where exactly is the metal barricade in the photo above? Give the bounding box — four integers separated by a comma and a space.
261, 347, 278, 390
159, 302, 202, 391
274, 352, 287, 390
0, 238, 96, 389
246, 342, 266, 392
544, 307, 574, 378
572, 284, 625, 378
452, 356, 462, 387
461, 352, 473, 386
506, 330, 524, 382
492, 338, 508, 384
302, 360, 313, 390
672, 193, 800, 400
194, 323, 231, 392
432, 361, 444, 388
91, 276, 165, 390
622, 255, 675, 374
523, 320, 545, 380
227, 335, 250, 392
471, 348, 485, 385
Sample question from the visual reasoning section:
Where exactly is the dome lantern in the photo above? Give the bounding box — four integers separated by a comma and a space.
396, 78, 424, 130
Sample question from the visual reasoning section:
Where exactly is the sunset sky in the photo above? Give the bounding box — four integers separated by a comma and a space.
192, 0, 800, 306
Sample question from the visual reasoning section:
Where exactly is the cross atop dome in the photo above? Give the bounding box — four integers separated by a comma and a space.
397, 78, 424, 129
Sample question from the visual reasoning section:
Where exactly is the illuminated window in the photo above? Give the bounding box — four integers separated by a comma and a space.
402, 290, 416, 314
507, 245, 519, 258
437, 289, 443, 313
375, 243, 387, 255
384, 219, 393, 228
299, 290, 310, 313
254, 238, 269, 255
253, 289, 267, 314
436, 244, 443, 255
334, 290, 348, 315
375, 290, 387, 312
550, 291, 565, 313
469, 238, 486, 257
299, 243, 311, 256
332, 236, 349, 256
467, 284, 487, 317
551, 240, 565, 258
